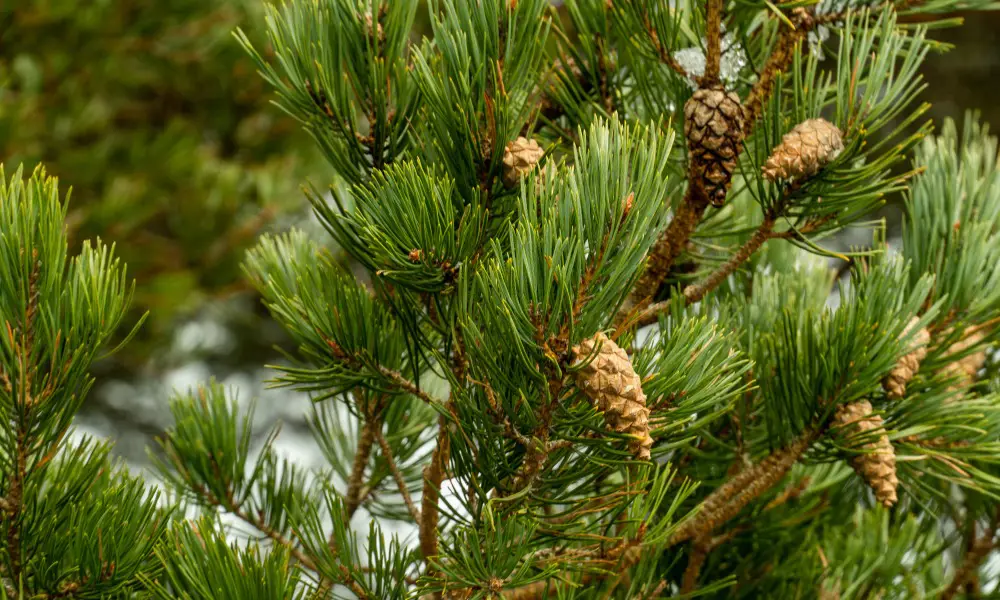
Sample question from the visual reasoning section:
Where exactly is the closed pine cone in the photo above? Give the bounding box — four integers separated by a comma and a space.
572, 333, 653, 460
940, 327, 987, 394
684, 86, 746, 207
833, 400, 898, 507
882, 317, 930, 399
762, 118, 844, 182
502, 137, 544, 188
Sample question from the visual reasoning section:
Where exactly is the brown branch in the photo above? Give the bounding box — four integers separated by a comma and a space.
744, 9, 812, 128
640, 579, 669, 599
669, 428, 817, 547
681, 534, 711, 594
374, 426, 421, 522
502, 543, 644, 600
345, 418, 377, 518
620, 185, 709, 324
625, 181, 831, 330
682, 216, 776, 306
641, 14, 691, 80
420, 412, 452, 573
702, 0, 725, 86
377, 366, 441, 406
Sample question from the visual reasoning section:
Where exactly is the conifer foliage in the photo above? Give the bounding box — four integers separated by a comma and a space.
7, 0, 1000, 598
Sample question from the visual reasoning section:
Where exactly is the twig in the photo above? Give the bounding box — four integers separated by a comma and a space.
502, 542, 645, 600
620, 185, 709, 323
669, 428, 817, 547
639, 579, 669, 599
680, 534, 711, 593
702, 0, 725, 86
640, 13, 691, 80
682, 216, 776, 305
377, 366, 442, 406
744, 9, 812, 127
345, 417, 377, 518
374, 427, 421, 522
420, 412, 452, 574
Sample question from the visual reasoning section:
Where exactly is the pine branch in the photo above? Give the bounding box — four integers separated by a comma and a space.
744, 14, 809, 127
373, 426, 420, 522
683, 217, 776, 305
3, 252, 41, 582
345, 416, 377, 518
702, 0, 724, 86
668, 428, 818, 547
621, 184, 708, 320
502, 540, 645, 600
378, 366, 442, 406
420, 412, 451, 574
680, 533, 711, 594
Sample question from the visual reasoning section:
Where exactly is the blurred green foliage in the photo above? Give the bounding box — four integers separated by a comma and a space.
0, 0, 327, 368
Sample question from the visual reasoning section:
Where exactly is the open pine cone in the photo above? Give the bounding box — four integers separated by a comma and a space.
684, 86, 746, 207
572, 333, 653, 460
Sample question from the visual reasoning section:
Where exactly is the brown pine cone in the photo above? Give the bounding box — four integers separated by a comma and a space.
502, 137, 545, 188
833, 400, 898, 507
762, 118, 844, 182
684, 86, 747, 207
882, 317, 930, 399
572, 333, 653, 460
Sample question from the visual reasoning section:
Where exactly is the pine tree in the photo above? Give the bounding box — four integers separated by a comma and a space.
8, 0, 1000, 598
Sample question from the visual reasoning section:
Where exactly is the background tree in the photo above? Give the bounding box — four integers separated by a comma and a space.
0, 0, 328, 374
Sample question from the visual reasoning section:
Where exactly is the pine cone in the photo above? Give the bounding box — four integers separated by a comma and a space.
833, 400, 898, 507
571, 333, 653, 460
940, 327, 987, 393
882, 317, 930, 399
363, 13, 385, 45
684, 86, 746, 207
762, 118, 843, 182
502, 137, 545, 188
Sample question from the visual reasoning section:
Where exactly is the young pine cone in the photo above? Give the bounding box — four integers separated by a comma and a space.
834, 400, 898, 507
684, 86, 747, 207
571, 333, 653, 460
502, 137, 545, 188
940, 327, 988, 393
762, 118, 844, 182
363, 13, 385, 45
882, 317, 930, 399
